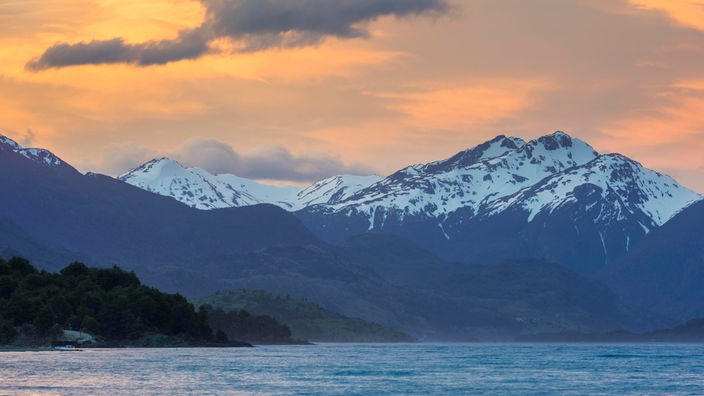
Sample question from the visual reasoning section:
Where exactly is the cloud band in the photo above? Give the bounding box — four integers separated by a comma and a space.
27, 0, 447, 70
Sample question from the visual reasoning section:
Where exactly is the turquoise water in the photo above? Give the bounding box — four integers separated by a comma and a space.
1, 343, 703, 395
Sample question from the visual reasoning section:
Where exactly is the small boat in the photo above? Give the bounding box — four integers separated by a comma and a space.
52, 345, 81, 351
51, 341, 82, 351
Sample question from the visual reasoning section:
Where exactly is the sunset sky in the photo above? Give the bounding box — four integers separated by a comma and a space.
1, 0, 704, 191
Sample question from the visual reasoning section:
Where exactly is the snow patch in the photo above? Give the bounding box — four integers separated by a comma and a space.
599, 231, 608, 266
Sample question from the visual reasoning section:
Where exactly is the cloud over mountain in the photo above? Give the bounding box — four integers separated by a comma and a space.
173, 137, 376, 182
93, 137, 375, 183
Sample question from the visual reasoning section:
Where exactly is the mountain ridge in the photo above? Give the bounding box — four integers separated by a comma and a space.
118, 131, 700, 233
0, 131, 692, 339
119, 157, 382, 210
91, 130, 704, 276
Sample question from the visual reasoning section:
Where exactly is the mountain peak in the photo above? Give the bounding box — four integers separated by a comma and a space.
469, 133, 526, 154
551, 130, 571, 138
486, 134, 527, 151
426, 134, 525, 173
145, 157, 183, 168
518, 131, 599, 167
120, 157, 187, 182
537, 131, 577, 150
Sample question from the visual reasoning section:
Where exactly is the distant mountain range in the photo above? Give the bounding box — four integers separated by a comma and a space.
122, 132, 697, 226
1, 132, 703, 339
122, 131, 700, 276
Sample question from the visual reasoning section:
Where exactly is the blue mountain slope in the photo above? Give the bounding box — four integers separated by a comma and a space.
0, 136, 320, 269
601, 200, 704, 321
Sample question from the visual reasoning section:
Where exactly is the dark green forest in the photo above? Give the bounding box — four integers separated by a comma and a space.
0, 258, 214, 345
202, 305, 301, 344
0, 258, 300, 346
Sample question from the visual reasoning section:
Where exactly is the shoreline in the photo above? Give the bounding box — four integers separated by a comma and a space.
5, 340, 704, 351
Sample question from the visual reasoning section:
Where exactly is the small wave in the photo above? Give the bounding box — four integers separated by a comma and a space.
333, 370, 414, 377
597, 354, 689, 359
597, 354, 647, 358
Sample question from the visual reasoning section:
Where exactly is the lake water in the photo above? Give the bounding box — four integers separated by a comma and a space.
1, 343, 703, 395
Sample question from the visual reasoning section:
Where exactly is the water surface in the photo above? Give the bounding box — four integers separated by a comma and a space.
1, 343, 703, 395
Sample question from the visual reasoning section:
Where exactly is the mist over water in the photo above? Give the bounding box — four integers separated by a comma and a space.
2, 344, 703, 395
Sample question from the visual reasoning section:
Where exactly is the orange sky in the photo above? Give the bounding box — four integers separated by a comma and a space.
1, 0, 704, 191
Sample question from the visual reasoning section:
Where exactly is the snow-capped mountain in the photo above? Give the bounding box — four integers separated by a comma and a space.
119, 158, 300, 210
297, 131, 702, 274
302, 131, 698, 228
0, 135, 71, 169
119, 158, 382, 210
317, 132, 601, 222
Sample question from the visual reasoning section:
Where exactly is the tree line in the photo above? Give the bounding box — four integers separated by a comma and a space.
0, 258, 297, 346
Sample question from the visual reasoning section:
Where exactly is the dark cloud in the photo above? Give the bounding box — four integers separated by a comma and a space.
27, 29, 211, 70
27, 0, 447, 70
203, 0, 448, 50
173, 137, 376, 182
